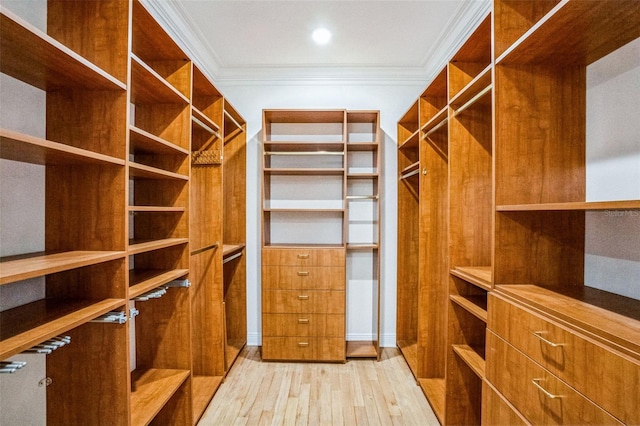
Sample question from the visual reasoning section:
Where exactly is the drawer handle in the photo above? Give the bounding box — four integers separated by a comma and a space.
298, 342, 309, 347
297, 254, 310, 259
297, 271, 309, 276
532, 378, 563, 399
532, 331, 565, 347
298, 295, 309, 300
298, 318, 310, 324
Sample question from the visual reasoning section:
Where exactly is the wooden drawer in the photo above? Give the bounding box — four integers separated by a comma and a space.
262, 247, 345, 267
263, 290, 344, 314
488, 293, 640, 424
262, 314, 344, 338
262, 337, 345, 362
262, 265, 345, 290
486, 331, 621, 425
482, 381, 529, 426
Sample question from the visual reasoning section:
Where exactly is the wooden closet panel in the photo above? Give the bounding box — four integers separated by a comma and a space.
481, 381, 529, 426
262, 247, 345, 267
262, 337, 345, 361
262, 265, 345, 290
263, 314, 344, 337
262, 290, 345, 315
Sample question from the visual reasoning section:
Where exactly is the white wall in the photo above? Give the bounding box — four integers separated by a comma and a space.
216, 82, 425, 346
585, 38, 640, 300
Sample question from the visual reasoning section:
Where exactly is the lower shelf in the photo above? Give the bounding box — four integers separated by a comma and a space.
452, 344, 486, 379
192, 375, 224, 421
418, 378, 445, 424
397, 340, 418, 378
346, 340, 378, 358
130, 368, 190, 426
225, 338, 246, 372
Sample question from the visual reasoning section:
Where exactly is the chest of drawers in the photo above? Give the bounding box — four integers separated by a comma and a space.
262, 247, 346, 362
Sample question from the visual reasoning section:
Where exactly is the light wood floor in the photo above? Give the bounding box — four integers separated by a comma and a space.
198, 346, 439, 425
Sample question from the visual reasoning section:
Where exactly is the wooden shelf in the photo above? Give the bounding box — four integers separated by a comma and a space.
450, 71, 492, 116
264, 208, 344, 213
129, 268, 189, 299
129, 126, 189, 156
225, 338, 246, 371
192, 107, 221, 135
347, 173, 378, 180
264, 168, 345, 176
347, 142, 378, 151
130, 55, 189, 105
450, 266, 492, 291
222, 244, 245, 259
128, 238, 188, 255
418, 378, 445, 425
130, 368, 190, 426
128, 206, 186, 213
0, 298, 125, 360
452, 344, 485, 379
497, 1, 640, 66
263, 141, 345, 153
0, 128, 125, 167
192, 375, 224, 421
0, 8, 125, 91
346, 243, 379, 250
497, 200, 640, 211
129, 162, 189, 181
496, 285, 640, 358
346, 341, 378, 358
398, 130, 419, 150
397, 340, 418, 378
421, 106, 448, 136
399, 161, 420, 180
0, 250, 125, 286
450, 295, 488, 323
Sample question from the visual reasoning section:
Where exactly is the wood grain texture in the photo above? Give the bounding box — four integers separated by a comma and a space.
419, 67, 448, 125
199, 346, 438, 425
482, 381, 529, 426
262, 247, 345, 267
262, 290, 345, 315
448, 14, 491, 99
486, 331, 621, 425
130, 368, 190, 426
262, 265, 345, 291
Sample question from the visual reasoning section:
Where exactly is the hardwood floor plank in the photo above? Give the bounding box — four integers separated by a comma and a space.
199, 347, 438, 425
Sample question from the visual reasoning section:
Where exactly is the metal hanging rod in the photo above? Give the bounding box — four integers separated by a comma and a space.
165, 278, 191, 288
223, 252, 243, 264
0, 361, 27, 374
264, 151, 344, 156
453, 85, 492, 117
423, 117, 448, 139
91, 311, 127, 324
400, 169, 420, 180
346, 195, 379, 200
133, 286, 167, 302
192, 116, 222, 139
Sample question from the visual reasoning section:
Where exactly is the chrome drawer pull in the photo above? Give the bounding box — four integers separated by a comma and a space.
532, 331, 564, 347
298, 342, 309, 347
298, 271, 309, 276
532, 378, 563, 399
298, 318, 309, 324
297, 254, 310, 259
298, 295, 309, 300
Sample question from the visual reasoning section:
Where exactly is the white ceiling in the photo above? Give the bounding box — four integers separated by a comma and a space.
144, 0, 491, 84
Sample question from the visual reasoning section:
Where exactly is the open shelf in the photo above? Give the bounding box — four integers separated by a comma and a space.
130, 55, 189, 105
418, 378, 445, 425
420, 106, 448, 136
0, 298, 125, 360
346, 341, 378, 358
0, 250, 125, 286
497, 200, 640, 211
449, 69, 492, 115
399, 161, 420, 180
192, 107, 221, 137
128, 238, 188, 255
129, 269, 189, 299
398, 130, 419, 151
496, 285, 640, 357
452, 344, 486, 379
130, 368, 190, 426
130, 126, 189, 157
450, 295, 488, 323
129, 162, 189, 181
192, 375, 224, 421
397, 340, 418, 377
0, 8, 125, 91
0, 128, 125, 166
264, 167, 345, 176
128, 206, 185, 213
225, 338, 245, 371
450, 266, 492, 291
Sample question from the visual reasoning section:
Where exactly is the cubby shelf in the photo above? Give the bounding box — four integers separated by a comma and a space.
0, 128, 126, 166
192, 376, 224, 420
0, 8, 125, 91
130, 55, 189, 105
130, 368, 190, 426
418, 378, 446, 424
129, 162, 189, 181
398, 130, 420, 150
450, 266, 492, 291
452, 344, 485, 379
128, 269, 189, 299
128, 206, 186, 213
0, 298, 125, 360
128, 238, 188, 255
450, 295, 488, 323
421, 106, 448, 135
0, 251, 126, 286
129, 126, 189, 157
263, 168, 345, 176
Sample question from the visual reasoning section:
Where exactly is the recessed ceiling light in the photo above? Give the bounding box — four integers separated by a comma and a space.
312, 28, 332, 45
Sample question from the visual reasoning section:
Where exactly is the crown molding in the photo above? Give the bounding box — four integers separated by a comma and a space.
141, 0, 491, 87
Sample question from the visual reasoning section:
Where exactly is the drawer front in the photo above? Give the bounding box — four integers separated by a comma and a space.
262, 337, 345, 362
263, 313, 344, 338
482, 381, 529, 426
489, 293, 640, 424
486, 330, 621, 425
262, 247, 345, 267
263, 290, 345, 314
262, 265, 345, 291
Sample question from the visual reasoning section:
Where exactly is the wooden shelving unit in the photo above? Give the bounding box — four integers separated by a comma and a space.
398, 2, 640, 424
1, 1, 247, 424
261, 109, 381, 362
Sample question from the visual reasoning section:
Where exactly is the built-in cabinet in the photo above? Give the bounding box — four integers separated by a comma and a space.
398, 2, 640, 424
0, 1, 246, 424
261, 109, 381, 361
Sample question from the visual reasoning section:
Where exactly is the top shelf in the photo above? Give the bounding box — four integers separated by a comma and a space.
0, 8, 125, 91
496, 0, 640, 66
